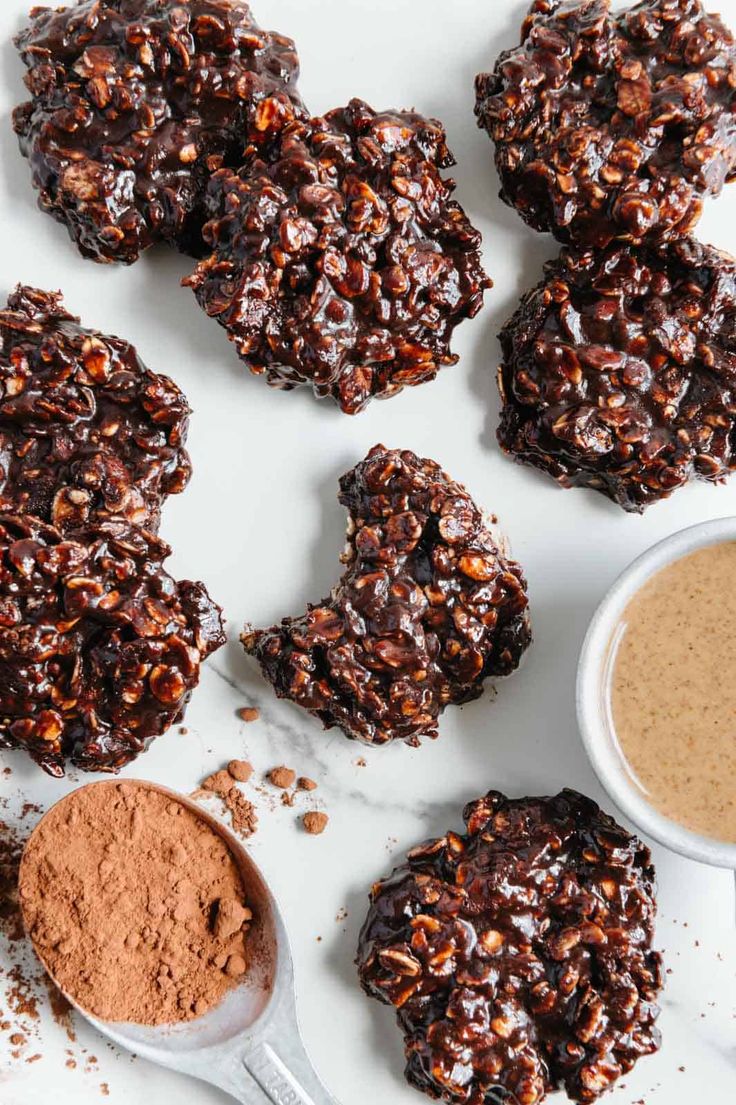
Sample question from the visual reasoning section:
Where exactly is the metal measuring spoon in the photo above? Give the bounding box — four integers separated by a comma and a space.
19, 781, 338, 1105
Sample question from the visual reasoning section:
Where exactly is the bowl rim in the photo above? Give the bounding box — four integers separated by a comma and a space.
576, 516, 736, 870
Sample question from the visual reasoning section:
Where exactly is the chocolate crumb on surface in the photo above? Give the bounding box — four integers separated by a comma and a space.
303, 811, 329, 836
297, 777, 317, 792
244, 445, 531, 747
498, 238, 736, 512
186, 98, 491, 413
475, 0, 736, 249
238, 707, 260, 723
0, 286, 191, 533
13, 0, 305, 264
357, 788, 663, 1105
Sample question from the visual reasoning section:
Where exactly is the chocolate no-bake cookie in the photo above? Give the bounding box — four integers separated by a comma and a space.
243, 445, 530, 746
475, 0, 736, 248
13, 0, 304, 264
0, 515, 225, 776
0, 285, 191, 532
185, 99, 490, 413
357, 788, 663, 1105
497, 237, 736, 511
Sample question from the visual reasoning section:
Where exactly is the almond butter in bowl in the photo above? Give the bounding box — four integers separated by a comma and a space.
578, 519, 736, 868
608, 542, 736, 845
18, 781, 255, 1025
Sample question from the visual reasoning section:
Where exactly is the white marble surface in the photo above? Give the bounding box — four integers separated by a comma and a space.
1, 0, 735, 1102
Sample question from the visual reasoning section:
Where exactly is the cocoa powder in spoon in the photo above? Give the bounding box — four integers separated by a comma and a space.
18, 782, 253, 1025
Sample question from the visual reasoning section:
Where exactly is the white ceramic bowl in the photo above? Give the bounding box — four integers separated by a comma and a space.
577, 517, 736, 869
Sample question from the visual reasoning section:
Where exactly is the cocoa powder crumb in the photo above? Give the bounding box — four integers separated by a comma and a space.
268, 766, 296, 790
213, 899, 252, 940
303, 812, 329, 836
225, 954, 247, 979
297, 777, 317, 792
238, 707, 260, 723
195, 768, 258, 839
19, 782, 254, 1025
202, 770, 234, 796
228, 760, 254, 783
223, 789, 258, 839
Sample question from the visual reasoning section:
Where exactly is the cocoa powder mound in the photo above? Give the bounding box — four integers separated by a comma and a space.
18, 782, 254, 1025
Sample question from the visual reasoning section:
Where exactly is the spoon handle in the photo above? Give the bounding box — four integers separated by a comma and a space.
236, 1037, 337, 1105
226, 984, 337, 1105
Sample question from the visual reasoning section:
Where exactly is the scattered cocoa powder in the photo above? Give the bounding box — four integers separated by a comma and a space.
196, 767, 258, 839
0, 818, 26, 944
268, 766, 296, 790
238, 707, 260, 723
44, 975, 75, 1041
224, 788, 259, 838
19, 782, 254, 1025
196, 758, 324, 836
202, 769, 234, 795
228, 760, 254, 784
0, 804, 63, 1061
303, 812, 329, 836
